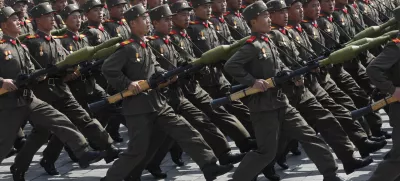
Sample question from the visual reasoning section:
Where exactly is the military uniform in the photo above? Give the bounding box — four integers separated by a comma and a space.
124, 5, 245, 179
333, 7, 385, 136
100, 4, 233, 181
188, 0, 255, 144
347, 3, 367, 33
103, 0, 131, 40
366, 35, 400, 181
223, 8, 251, 40
210, 14, 235, 45
13, 3, 114, 174
357, 0, 382, 26
225, 2, 340, 180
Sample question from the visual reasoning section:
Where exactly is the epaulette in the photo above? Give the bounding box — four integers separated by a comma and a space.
25, 19, 31, 23
301, 20, 310, 23
0, 39, 6, 44
26, 34, 39, 39
120, 39, 134, 46
240, 5, 247, 9
147, 35, 160, 40
223, 11, 230, 16
80, 34, 86, 38
104, 19, 114, 23
246, 36, 256, 43
52, 35, 64, 39
190, 21, 200, 25
271, 26, 278, 30
285, 25, 294, 29
61, 34, 69, 38
392, 38, 400, 43
169, 30, 178, 35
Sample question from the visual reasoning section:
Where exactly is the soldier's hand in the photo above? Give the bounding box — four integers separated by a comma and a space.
293, 76, 304, 86
1, 79, 17, 91
128, 81, 142, 95
38, 75, 47, 82
252, 79, 270, 92
170, 75, 178, 83
392, 87, 400, 100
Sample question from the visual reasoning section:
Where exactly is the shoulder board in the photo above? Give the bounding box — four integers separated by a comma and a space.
121, 19, 126, 22
285, 25, 294, 29
190, 21, 200, 25
26, 34, 39, 39
61, 34, 68, 38
88, 26, 97, 29
241, 5, 247, 9
0, 39, 5, 44
301, 20, 310, 23
25, 19, 31, 23
223, 12, 230, 16
246, 36, 256, 43
147, 35, 160, 40
104, 19, 114, 23
52, 35, 64, 39
208, 21, 213, 25
169, 30, 178, 35
392, 38, 400, 43
120, 39, 134, 46
270, 26, 278, 30
80, 34, 86, 38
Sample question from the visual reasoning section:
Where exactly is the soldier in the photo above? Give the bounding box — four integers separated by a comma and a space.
103, 0, 131, 40
10, 0, 35, 35
332, 0, 391, 138
210, 0, 235, 45
49, 0, 68, 29
225, 2, 344, 181
0, 6, 104, 180
100, 4, 234, 181
188, 0, 256, 151
124, 5, 246, 180
224, 0, 251, 40
129, 0, 147, 8
356, 0, 382, 26
11, 2, 118, 176
366, 30, 400, 181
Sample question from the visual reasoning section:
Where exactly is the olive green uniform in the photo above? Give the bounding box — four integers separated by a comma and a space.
103, 18, 131, 40
101, 32, 218, 181
13, 30, 113, 172
366, 37, 400, 181
269, 24, 356, 163
223, 8, 251, 40
0, 34, 90, 163
225, 30, 338, 181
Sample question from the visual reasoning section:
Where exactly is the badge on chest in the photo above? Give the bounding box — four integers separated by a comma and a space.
4, 50, 12, 60
136, 53, 140, 62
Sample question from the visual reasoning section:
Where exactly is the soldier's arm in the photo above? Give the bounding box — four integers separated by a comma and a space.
83, 29, 99, 46
101, 47, 132, 91
224, 43, 257, 86
366, 42, 400, 94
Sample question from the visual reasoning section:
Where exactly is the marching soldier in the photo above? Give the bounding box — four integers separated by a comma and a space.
10, 0, 35, 35
100, 4, 233, 181
224, 0, 251, 40
332, 0, 391, 139
11, 2, 117, 176
366, 28, 400, 181
267, 0, 374, 176
225, 2, 343, 181
210, 0, 235, 45
0, 6, 104, 180
103, 0, 131, 40
49, 0, 68, 29
124, 5, 246, 180
188, 0, 256, 150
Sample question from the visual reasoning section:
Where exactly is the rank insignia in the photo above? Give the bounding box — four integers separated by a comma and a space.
39, 46, 43, 56
136, 53, 140, 62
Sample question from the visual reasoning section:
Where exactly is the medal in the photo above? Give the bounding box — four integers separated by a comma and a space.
39, 46, 43, 56
160, 47, 164, 56
261, 48, 266, 58
200, 31, 205, 40
4, 51, 9, 60
136, 53, 140, 62
233, 21, 237, 29
216, 25, 220, 31
69, 44, 74, 53
180, 41, 184, 49
7, 51, 12, 59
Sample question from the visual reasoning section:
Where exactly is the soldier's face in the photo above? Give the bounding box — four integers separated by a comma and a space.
131, 14, 150, 35
212, 0, 227, 14
53, 0, 68, 12
172, 10, 190, 29
320, 0, 334, 13
253, 11, 271, 33
227, 0, 242, 10
109, 4, 125, 19
270, 9, 288, 27
2, 15, 21, 35
66, 11, 82, 31
37, 13, 55, 31
154, 16, 172, 34
303, 0, 320, 20
86, 7, 104, 23
195, 4, 212, 20
147, 0, 162, 9
12, 2, 28, 15
288, 2, 303, 23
